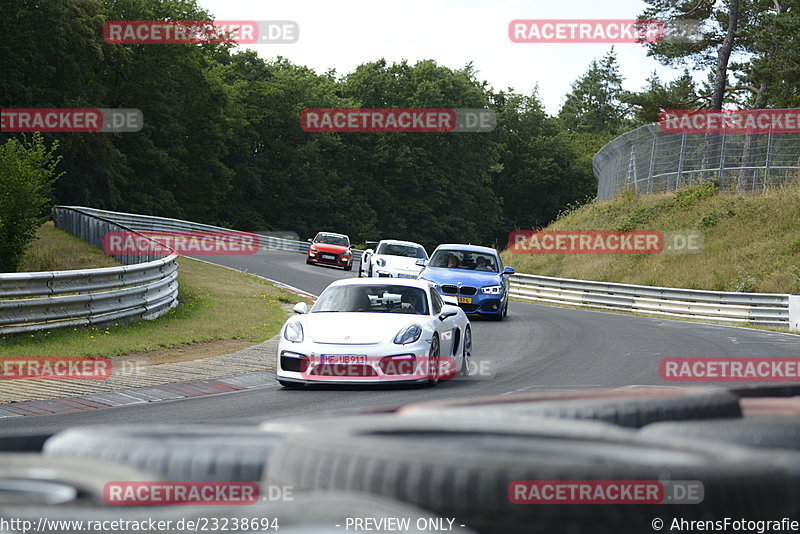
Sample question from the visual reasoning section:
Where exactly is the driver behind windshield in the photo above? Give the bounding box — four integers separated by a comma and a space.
394, 290, 423, 314
475, 256, 491, 271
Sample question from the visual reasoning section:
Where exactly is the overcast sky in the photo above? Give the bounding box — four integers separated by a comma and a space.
197, 0, 694, 115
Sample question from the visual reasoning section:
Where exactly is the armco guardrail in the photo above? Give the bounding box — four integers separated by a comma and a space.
63, 206, 364, 260
509, 272, 800, 332
0, 207, 178, 335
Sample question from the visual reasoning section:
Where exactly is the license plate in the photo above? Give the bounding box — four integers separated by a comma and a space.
457, 296, 472, 304
320, 354, 367, 364
398, 273, 416, 279
321, 254, 335, 260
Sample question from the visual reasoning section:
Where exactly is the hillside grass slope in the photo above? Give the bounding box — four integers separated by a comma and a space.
502, 181, 800, 294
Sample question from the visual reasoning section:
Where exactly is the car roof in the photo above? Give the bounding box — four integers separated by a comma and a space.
433, 243, 498, 255
327, 278, 432, 290
378, 239, 425, 248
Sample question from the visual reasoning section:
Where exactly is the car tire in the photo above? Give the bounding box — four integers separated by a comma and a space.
306, 258, 313, 265
44, 425, 284, 482
344, 263, 352, 271
460, 326, 472, 376
398, 388, 742, 428
264, 415, 800, 534
428, 335, 440, 386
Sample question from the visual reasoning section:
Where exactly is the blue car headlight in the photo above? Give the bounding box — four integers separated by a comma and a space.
376, 258, 386, 267
482, 285, 503, 295
394, 324, 422, 345
284, 321, 304, 342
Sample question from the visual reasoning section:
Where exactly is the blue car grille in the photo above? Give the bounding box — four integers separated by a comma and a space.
440, 284, 477, 295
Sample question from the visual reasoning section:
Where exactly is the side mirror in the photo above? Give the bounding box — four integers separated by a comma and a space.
415, 259, 427, 267
306, 238, 313, 243
438, 304, 460, 321
293, 302, 309, 314
503, 266, 516, 275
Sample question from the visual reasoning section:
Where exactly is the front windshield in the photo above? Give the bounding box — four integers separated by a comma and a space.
314, 234, 349, 246
313, 285, 429, 315
376, 243, 428, 259
429, 250, 499, 272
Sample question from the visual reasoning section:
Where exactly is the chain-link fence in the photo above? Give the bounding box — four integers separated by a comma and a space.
593, 123, 800, 200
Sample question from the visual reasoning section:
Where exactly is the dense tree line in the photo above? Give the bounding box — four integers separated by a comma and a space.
2, 0, 797, 254
0, 0, 597, 251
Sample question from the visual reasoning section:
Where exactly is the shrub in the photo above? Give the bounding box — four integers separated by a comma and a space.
0, 134, 63, 272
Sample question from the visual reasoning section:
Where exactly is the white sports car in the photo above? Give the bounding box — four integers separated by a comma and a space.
358, 239, 428, 279
276, 279, 472, 387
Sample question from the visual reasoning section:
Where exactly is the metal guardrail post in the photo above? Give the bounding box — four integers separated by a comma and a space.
790, 295, 800, 332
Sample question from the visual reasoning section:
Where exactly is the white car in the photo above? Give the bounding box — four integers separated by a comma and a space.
358, 239, 428, 279
276, 279, 472, 387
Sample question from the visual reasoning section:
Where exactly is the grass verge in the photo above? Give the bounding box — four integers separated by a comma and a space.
19, 221, 121, 271
502, 181, 800, 294
0, 256, 304, 357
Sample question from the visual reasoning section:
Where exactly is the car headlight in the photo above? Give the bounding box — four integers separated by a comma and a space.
376, 258, 386, 267
482, 285, 503, 294
284, 321, 304, 342
393, 324, 422, 345
309, 246, 318, 252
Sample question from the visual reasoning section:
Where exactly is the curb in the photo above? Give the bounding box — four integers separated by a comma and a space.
0, 371, 272, 418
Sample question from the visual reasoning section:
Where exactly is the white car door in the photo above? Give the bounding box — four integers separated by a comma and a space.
429, 288, 458, 359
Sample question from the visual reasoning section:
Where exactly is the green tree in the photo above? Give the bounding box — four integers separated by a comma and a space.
558, 49, 630, 134
0, 134, 63, 272
623, 70, 698, 125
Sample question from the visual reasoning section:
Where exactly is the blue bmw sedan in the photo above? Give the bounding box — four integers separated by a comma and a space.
417, 244, 515, 320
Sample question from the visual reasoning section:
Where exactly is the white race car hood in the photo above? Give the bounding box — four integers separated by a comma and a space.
304, 312, 422, 344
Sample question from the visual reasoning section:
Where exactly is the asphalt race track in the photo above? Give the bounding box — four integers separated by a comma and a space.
5, 249, 799, 434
